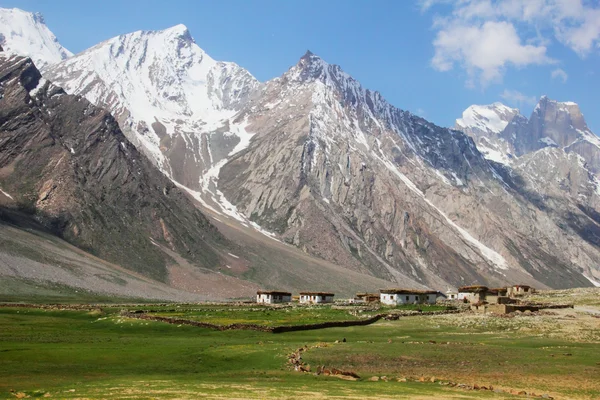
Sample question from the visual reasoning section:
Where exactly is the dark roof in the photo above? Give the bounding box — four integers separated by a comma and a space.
380, 289, 438, 295
458, 285, 488, 293
299, 292, 335, 296
257, 290, 292, 296
355, 293, 379, 297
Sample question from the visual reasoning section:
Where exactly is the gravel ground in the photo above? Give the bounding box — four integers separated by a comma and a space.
0, 223, 257, 302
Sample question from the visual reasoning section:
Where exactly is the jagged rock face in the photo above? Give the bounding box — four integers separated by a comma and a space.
218, 52, 600, 289
456, 97, 600, 174
530, 97, 589, 148
44, 25, 260, 190
0, 52, 228, 281
0, 8, 72, 71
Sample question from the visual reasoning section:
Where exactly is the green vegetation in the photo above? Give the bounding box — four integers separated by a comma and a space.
0, 277, 157, 304
145, 304, 449, 327
0, 303, 598, 399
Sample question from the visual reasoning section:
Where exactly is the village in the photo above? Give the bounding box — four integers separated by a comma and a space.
256, 284, 557, 314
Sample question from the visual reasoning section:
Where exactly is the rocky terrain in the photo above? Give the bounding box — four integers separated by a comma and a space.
1, 7, 600, 294
0, 50, 233, 282
217, 52, 600, 289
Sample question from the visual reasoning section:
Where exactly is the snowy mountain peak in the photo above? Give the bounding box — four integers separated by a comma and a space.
535, 95, 580, 112
45, 24, 259, 185
456, 103, 520, 135
0, 7, 72, 71
162, 23, 190, 36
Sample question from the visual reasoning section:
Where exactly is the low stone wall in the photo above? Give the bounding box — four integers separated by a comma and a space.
0, 303, 100, 311
121, 308, 461, 333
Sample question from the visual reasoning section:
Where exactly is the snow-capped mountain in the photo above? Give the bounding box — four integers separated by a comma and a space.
455, 97, 600, 172
0, 8, 72, 71
4, 7, 600, 290
45, 24, 259, 189
455, 103, 521, 165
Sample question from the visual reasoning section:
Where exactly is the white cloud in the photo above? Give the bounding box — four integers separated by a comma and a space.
500, 89, 538, 108
432, 20, 553, 86
551, 68, 568, 83
424, 0, 600, 85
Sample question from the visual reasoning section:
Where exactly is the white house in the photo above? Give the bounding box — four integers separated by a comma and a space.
299, 292, 334, 304
256, 290, 292, 304
379, 289, 437, 306
445, 289, 459, 300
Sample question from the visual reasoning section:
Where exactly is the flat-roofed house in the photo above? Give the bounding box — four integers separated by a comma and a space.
458, 286, 488, 304
354, 293, 380, 303
299, 292, 335, 304
445, 289, 459, 300
507, 285, 534, 296
485, 288, 509, 304
256, 290, 292, 304
379, 289, 437, 306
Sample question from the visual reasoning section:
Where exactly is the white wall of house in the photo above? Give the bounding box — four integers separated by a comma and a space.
299, 294, 333, 304
381, 293, 437, 305
257, 294, 291, 304
446, 291, 459, 300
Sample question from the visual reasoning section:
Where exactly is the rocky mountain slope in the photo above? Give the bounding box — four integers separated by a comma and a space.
3, 8, 600, 291
0, 8, 72, 71
216, 52, 600, 289
0, 49, 231, 282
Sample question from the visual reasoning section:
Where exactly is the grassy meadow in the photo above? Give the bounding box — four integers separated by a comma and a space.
0, 301, 598, 399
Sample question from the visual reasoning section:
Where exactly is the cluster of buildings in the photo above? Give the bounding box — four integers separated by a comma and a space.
447, 284, 534, 305
257, 284, 535, 307
256, 288, 440, 305
256, 290, 334, 304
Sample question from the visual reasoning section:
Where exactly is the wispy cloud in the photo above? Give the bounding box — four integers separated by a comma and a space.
500, 89, 538, 108
432, 20, 553, 86
551, 68, 568, 83
423, 0, 600, 86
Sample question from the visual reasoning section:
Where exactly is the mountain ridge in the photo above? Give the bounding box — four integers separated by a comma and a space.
0, 7, 72, 71
2, 7, 600, 291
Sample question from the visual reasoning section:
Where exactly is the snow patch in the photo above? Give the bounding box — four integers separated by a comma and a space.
456, 103, 517, 134
539, 137, 557, 146
28, 77, 46, 96
378, 156, 508, 270
0, 188, 14, 200
583, 274, 600, 287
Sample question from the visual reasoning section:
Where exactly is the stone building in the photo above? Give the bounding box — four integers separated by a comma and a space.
299, 292, 335, 304
507, 285, 534, 296
457, 286, 488, 304
256, 290, 292, 304
379, 289, 437, 306
354, 293, 380, 303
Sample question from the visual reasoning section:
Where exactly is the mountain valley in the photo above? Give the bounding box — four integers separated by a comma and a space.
1, 7, 599, 300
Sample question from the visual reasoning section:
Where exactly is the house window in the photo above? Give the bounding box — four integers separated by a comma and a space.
406, 296, 409, 301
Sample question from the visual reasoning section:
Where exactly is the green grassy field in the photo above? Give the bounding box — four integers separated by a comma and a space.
0, 304, 598, 399
144, 304, 449, 327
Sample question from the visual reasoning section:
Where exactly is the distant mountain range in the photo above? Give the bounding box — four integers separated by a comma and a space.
0, 7, 598, 300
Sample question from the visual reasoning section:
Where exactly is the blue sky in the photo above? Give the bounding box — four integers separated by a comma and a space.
2, 0, 599, 133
